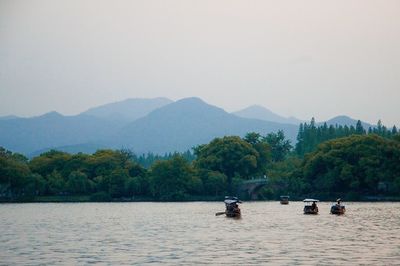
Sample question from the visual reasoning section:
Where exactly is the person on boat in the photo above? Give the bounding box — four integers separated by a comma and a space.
336, 198, 341, 207
311, 201, 317, 210
226, 202, 235, 213
233, 203, 240, 213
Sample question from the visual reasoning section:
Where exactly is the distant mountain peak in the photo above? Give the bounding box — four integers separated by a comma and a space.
82, 97, 173, 122
248, 104, 271, 110
233, 105, 302, 125
332, 115, 352, 120
320, 115, 373, 129
117, 98, 298, 154
39, 111, 63, 118
146, 97, 226, 119
157, 97, 219, 112
325, 115, 359, 124
175, 97, 207, 105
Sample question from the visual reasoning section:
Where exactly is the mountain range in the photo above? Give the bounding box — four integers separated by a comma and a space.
320, 115, 373, 129
82, 97, 173, 122
233, 105, 303, 125
0, 97, 374, 156
113, 98, 298, 154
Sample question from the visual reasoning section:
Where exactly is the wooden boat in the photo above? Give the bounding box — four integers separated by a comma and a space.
280, 195, 289, 204
216, 196, 241, 218
330, 205, 346, 215
331, 199, 345, 215
303, 199, 319, 214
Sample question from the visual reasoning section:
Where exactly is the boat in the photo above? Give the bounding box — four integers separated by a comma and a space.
330, 198, 346, 215
280, 195, 290, 204
216, 196, 241, 218
303, 199, 319, 214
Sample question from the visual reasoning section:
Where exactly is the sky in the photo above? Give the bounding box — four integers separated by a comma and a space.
0, 0, 399, 126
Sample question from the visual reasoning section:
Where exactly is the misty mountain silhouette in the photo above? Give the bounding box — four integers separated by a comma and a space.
233, 105, 303, 125
0, 112, 123, 155
82, 97, 173, 122
319, 115, 373, 129
113, 97, 298, 154
0, 97, 375, 156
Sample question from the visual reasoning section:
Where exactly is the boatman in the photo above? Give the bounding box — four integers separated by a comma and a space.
312, 201, 317, 210
336, 198, 341, 207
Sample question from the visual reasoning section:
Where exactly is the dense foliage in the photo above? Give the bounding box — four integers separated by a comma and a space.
194, 136, 266, 193
296, 118, 398, 156
129, 150, 196, 168
0, 134, 273, 201
297, 134, 400, 199
1, 122, 400, 201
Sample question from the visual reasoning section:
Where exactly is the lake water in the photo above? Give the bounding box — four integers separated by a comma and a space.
1, 202, 399, 265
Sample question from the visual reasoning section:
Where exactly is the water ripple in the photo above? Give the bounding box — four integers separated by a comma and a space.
1, 202, 400, 265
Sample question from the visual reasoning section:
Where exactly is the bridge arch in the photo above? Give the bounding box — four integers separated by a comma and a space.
237, 177, 268, 200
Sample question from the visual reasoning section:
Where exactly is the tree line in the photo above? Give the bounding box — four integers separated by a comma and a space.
129, 150, 196, 168
1, 119, 399, 202
295, 118, 398, 156
0, 131, 289, 201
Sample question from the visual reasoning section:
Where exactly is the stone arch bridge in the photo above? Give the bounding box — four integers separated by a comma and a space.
237, 177, 268, 200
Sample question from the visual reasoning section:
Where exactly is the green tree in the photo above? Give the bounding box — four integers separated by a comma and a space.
244, 132, 271, 175
243, 132, 262, 145
264, 157, 303, 198
355, 120, 365, 135
300, 134, 400, 199
194, 136, 260, 193
263, 130, 292, 162
108, 169, 129, 198
46, 170, 67, 195
200, 170, 227, 196
29, 150, 71, 178
87, 150, 126, 177
0, 147, 32, 198
67, 171, 91, 194
31, 173, 47, 196
150, 155, 197, 200
391, 126, 398, 135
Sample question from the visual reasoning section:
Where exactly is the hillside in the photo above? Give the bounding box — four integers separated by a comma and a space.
3, 97, 380, 156
115, 98, 298, 154
320, 115, 373, 129
0, 112, 123, 155
82, 97, 173, 122
233, 105, 302, 125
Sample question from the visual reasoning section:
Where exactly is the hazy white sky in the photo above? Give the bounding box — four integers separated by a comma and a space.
0, 0, 399, 125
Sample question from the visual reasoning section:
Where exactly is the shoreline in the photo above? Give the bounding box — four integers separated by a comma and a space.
1, 195, 400, 203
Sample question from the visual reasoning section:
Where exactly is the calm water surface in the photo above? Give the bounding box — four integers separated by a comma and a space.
1, 202, 400, 265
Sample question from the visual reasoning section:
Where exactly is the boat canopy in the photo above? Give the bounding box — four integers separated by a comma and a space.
224, 196, 241, 204
224, 199, 241, 204
303, 199, 319, 202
